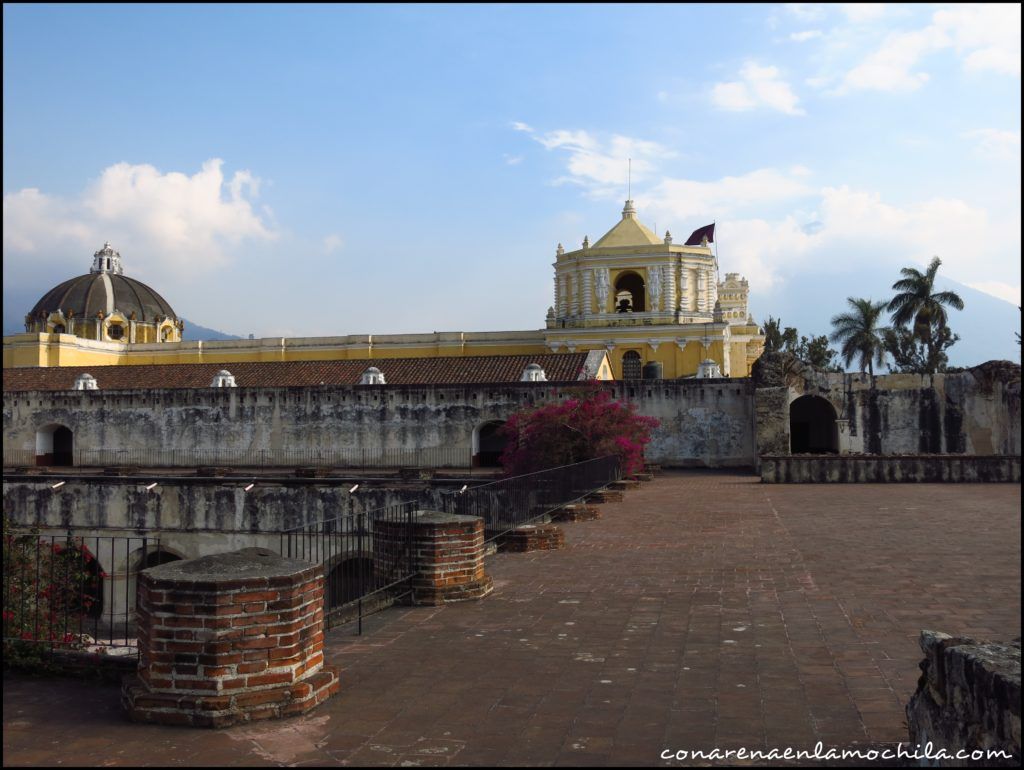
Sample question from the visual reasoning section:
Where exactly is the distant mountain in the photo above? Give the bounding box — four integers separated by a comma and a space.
180, 320, 243, 341
2, 283, 241, 342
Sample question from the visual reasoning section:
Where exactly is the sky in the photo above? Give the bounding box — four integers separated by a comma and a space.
3, 4, 1021, 350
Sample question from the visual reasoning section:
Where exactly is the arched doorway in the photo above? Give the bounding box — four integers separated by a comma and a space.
614, 272, 646, 313
789, 395, 838, 454
473, 421, 508, 468
36, 424, 74, 466
622, 350, 642, 380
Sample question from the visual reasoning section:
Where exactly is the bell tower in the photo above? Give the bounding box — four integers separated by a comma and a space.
544, 201, 764, 379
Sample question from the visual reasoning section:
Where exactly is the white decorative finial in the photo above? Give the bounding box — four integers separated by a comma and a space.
664, 230, 672, 245
211, 370, 237, 387
521, 363, 548, 382
622, 199, 637, 219
72, 373, 99, 391
90, 242, 124, 275
556, 243, 564, 257
582, 235, 590, 248
359, 367, 386, 385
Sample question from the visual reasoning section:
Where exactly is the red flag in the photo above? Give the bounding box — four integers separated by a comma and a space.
684, 223, 715, 246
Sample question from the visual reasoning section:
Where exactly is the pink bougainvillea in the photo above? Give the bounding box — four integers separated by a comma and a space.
499, 385, 659, 477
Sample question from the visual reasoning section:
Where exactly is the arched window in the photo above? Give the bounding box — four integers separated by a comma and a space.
52, 324, 65, 334
107, 323, 124, 341
614, 272, 646, 313
789, 395, 838, 454
622, 350, 642, 380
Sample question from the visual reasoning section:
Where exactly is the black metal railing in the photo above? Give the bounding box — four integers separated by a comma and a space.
3, 446, 472, 470
441, 455, 620, 543
2, 530, 163, 658
279, 501, 417, 633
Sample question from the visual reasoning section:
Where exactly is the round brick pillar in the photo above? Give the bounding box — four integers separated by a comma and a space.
375, 511, 493, 606
122, 547, 339, 728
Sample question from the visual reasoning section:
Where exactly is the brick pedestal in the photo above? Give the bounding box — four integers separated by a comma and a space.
551, 504, 601, 523
376, 511, 492, 606
498, 524, 566, 553
585, 489, 624, 504
608, 479, 640, 491
631, 472, 654, 482
122, 547, 339, 728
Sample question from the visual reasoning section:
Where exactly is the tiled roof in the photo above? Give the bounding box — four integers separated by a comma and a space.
2, 353, 593, 392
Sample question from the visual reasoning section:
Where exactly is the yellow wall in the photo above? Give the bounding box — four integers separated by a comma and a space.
4, 326, 759, 379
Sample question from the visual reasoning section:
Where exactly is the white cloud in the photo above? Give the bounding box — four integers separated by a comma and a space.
528, 125, 1019, 305
935, 5, 1021, 76
680, 185, 1018, 302
511, 121, 534, 133
323, 233, 344, 254
965, 129, 1021, 161
504, 154, 524, 166
789, 29, 823, 42
529, 129, 675, 192
838, 4, 888, 23
783, 4, 827, 22
841, 25, 945, 92
840, 5, 1020, 93
3, 158, 276, 289
645, 168, 814, 222
712, 62, 805, 115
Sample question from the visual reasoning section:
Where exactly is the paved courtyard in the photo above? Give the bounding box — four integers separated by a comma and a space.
4, 471, 1021, 766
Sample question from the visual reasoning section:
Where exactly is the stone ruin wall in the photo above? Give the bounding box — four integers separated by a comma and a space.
753, 355, 1020, 459
2, 380, 758, 469
906, 631, 1020, 767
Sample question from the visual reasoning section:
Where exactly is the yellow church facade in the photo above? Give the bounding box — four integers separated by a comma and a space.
3, 202, 763, 379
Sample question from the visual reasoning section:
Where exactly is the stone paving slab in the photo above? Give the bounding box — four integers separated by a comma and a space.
4, 471, 1020, 766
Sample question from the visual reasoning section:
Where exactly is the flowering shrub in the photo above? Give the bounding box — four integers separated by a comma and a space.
499, 385, 659, 476
2, 516, 103, 667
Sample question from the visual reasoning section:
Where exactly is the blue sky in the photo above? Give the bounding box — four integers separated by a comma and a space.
3, 4, 1020, 353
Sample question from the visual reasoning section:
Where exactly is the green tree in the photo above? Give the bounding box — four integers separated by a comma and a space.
883, 325, 960, 374
762, 316, 798, 354
830, 297, 889, 375
791, 334, 841, 371
886, 256, 964, 372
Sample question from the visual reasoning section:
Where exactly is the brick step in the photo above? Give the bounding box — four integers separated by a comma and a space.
498, 524, 566, 553
550, 504, 601, 523
585, 489, 623, 504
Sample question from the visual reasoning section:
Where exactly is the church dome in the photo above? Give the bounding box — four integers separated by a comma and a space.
28, 242, 178, 324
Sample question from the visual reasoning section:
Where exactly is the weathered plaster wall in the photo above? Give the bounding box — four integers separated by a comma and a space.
1, 478, 448, 535
751, 355, 1021, 459
3, 381, 758, 469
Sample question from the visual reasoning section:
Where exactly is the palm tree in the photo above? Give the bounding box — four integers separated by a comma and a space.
830, 297, 888, 375
887, 257, 964, 365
